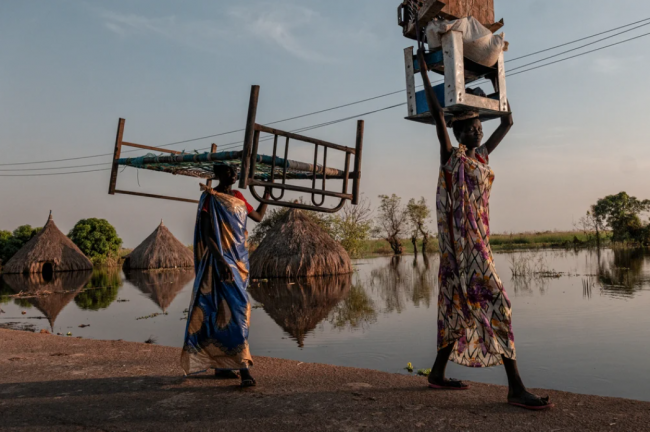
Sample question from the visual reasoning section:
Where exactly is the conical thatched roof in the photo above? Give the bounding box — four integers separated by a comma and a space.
2, 213, 93, 275
125, 268, 194, 312
2, 271, 92, 330
248, 275, 351, 347
123, 221, 193, 270
250, 209, 352, 278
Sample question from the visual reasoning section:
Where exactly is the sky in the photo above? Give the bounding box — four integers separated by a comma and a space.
2, 0, 650, 248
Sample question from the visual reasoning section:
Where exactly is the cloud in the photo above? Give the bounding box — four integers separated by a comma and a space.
592, 55, 644, 75
228, 4, 333, 63
100, 11, 227, 54
100, 5, 333, 62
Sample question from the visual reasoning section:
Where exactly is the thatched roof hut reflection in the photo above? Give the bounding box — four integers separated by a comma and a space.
250, 209, 352, 278
248, 275, 352, 347
125, 268, 194, 312
2, 271, 92, 330
123, 221, 193, 270
2, 213, 92, 275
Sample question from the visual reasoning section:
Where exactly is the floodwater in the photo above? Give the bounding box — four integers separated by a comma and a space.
2, 249, 650, 402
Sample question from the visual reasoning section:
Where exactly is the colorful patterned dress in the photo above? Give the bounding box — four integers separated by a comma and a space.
436, 144, 516, 368
181, 186, 253, 374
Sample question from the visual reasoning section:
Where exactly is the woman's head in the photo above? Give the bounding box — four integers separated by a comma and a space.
213, 164, 237, 187
452, 117, 483, 149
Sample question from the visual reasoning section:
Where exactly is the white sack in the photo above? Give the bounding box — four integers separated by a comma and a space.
426, 16, 506, 67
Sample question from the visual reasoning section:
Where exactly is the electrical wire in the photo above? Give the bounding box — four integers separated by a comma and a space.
0, 168, 112, 177
3, 16, 650, 171
506, 17, 650, 62
507, 21, 650, 73
507, 31, 650, 77
0, 104, 406, 176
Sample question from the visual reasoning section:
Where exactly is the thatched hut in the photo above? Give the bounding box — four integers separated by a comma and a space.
125, 268, 194, 312
2, 271, 92, 330
2, 213, 92, 275
250, 209, 352, 278
123, 221, 193, 270
248, 275, 351, 347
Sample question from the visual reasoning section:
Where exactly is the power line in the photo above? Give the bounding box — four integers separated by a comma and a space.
0, 168, 112, 177
0, 104, 405, 177
508, 31, 650, 77
506, 17, 650, 62
0, 90, 407, 167
507, 21, 650, 72
3, 15, 650, 170
0, 162, 110, 172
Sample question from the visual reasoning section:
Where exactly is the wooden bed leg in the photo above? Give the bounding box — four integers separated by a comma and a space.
239, 85, 260, 190
108, 118, 125, 195
352, 120, 364, 205
206, 143, 217, 187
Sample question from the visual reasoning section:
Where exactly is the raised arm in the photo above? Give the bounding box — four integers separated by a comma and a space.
417, 48, 453, 165
483, 101, 513, 155
247, 188, 271, 223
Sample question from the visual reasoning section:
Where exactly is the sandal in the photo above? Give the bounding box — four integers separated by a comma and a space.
508, 394, 554, 411
240, 378, 257, 388
428, 378, 470, 390
215, 370, 240, 380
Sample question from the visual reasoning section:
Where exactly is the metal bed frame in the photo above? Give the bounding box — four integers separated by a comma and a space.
108, 85, 364, 213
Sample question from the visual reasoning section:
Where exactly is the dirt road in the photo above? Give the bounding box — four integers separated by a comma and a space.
1, 329, 648, 431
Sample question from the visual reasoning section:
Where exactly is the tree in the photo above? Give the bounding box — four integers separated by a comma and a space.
577, 206, 607, 248
68, 218, 122, 264
592, 192, 650, 244
328, 198, 373, 258
0, 230, 12, 265
0, 225, 42, 265
406, 197, 433, 253
374, 194, 407, 255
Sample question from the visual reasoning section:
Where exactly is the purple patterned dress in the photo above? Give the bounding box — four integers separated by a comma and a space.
436, 144, 516, 367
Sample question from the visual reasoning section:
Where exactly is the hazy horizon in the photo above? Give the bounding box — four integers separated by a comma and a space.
2, 0, 650, 248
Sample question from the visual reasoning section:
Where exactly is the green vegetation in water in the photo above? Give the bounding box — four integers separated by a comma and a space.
0, 225, 42, 265
584, 192, 650, 246
404, 362, 431, 377
328, 283, 377, 329
357, 231, 608, 257
68, 218, 123, 266
74, 268, 123, 311
137, 313, 168, 320
13, 298, 34, 309
0, 281, 13, 305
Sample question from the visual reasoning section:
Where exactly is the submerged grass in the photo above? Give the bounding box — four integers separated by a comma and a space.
358, 231, 609, 257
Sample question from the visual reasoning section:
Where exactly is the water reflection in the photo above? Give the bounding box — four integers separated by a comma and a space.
249, 275, 352, 347
328, 281, 377, 330
74, 268, 123, 310
594, 249, 650, 298
125, 269, 194, 312
368, 255, 438, 312
3, 250, 650, 402
2, 271, 92, 329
